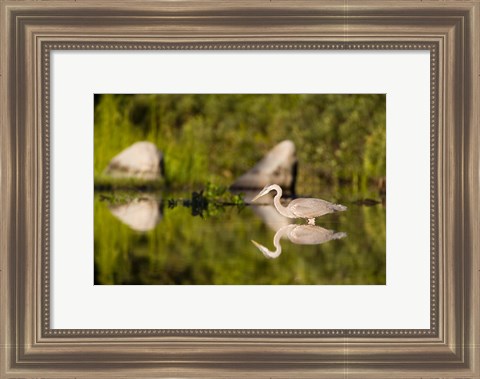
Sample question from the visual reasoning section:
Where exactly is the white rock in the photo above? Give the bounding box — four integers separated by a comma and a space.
231, 140, 297, 193
105, 141, 163, 180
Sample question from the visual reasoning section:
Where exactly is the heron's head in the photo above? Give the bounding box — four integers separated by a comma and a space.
251, 184, 274, 202
251, 239, 278, 259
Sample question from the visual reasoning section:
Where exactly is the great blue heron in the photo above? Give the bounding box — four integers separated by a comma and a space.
251, 224, 347, 259
251, 184, 347, 225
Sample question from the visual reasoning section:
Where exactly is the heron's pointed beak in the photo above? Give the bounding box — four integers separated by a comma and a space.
251, 186, 269, 202
251, 192, 263, 202
251, 239, 264, 249
251, 239, 279, 259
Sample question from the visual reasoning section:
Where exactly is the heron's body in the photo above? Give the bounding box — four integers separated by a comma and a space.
252, 184, 347, 224
251, 224, 347, 259
287, 224, 341, 244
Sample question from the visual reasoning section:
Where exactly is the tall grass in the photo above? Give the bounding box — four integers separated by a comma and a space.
94, 94, 386, 194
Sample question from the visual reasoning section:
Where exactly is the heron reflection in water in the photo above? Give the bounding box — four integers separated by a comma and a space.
251, 224, 347, 259
251, 184, 347, 225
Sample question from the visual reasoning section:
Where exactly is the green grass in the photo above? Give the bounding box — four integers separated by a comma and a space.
94, 94, 386, 194
94, 175, 165, 192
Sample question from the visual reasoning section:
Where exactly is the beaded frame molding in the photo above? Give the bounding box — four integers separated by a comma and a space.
41, 41, 439, 339
1, 1, 479, 378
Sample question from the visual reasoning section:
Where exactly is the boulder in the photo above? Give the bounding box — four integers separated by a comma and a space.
104, 141, 164, 180
231, 140, 297, 194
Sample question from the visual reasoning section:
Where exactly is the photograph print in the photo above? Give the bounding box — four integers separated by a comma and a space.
94, 94, 386, 285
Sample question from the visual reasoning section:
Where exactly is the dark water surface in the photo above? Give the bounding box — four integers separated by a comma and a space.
94, 190, 386, 285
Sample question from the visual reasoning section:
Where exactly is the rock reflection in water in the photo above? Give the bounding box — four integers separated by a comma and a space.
251, 224, 347, 259
240, 190, 293, 232
251, 205, 293, 232
109, 197, 162, 232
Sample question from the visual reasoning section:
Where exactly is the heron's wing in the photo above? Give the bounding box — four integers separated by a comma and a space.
288, 225, 334, 244
288, 198, 335, 218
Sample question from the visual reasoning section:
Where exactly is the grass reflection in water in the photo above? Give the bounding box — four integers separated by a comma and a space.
94, 189, 385, 285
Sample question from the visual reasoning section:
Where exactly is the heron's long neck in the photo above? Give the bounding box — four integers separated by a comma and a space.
258, 225, 294, 259
266, 231, 283, 258
271, 233, 283, 258
272, 187, 291, 218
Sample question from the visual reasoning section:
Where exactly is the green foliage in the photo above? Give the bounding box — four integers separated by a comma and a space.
202, 182, 244, 205
167, 183, 244, 219
94, 94, 386, 193
94, 176, 164, 192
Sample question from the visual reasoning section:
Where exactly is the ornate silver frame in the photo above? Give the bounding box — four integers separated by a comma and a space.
1, 1, 478, 377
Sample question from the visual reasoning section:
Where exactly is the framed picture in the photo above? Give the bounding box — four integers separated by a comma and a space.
1, 1, 478, 378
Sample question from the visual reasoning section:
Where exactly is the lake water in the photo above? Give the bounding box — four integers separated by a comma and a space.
94, 190, 386, 285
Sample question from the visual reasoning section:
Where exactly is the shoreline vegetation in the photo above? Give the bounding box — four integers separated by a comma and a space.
98, 183, 246, 219
94, 94, 386, 199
